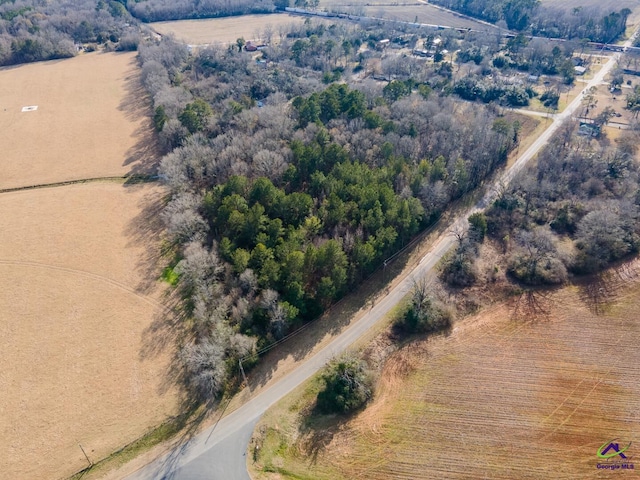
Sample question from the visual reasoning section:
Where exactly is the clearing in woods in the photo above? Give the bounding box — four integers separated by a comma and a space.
0, 183, 178, 480
251, 262, 640, 479
0, 52, 157, 190
150, 13, 328, 45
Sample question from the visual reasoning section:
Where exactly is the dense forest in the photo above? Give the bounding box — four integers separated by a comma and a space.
140, 20, 522, 399
431, 0, 632, 43
0, 0, 140, 66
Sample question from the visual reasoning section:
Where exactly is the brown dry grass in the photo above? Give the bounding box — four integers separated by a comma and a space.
503, 112, 543, 168
361, 4, 492, 29
0, 52, 158, 190
0, 182, 179, 480
151, 14, 319, 45
252, 261, 640, 479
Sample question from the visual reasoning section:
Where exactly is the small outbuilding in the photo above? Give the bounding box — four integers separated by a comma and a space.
376, 39, 390, 50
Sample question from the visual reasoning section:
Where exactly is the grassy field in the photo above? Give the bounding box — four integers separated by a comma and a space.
361, 4, 494, 29
0, 182, 178, 480
0, 52, 157, 191
0, 51, 177, 480
250, 262, 640, 479
151, 13, 322, 45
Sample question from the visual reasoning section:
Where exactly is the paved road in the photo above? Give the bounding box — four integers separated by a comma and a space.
126, 30, 636, 480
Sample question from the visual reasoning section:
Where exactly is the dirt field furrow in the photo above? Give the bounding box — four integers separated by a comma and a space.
0, 260, 168, 312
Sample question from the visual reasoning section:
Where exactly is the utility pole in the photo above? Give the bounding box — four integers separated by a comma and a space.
79, 444, 92, 467
383, 260, 388, 284
239, 359, 248, 387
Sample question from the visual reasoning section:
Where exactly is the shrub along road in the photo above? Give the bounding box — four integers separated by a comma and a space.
125, 28, 638, 480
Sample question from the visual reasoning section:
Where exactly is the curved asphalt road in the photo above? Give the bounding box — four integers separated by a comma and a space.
126, 30, 636, 480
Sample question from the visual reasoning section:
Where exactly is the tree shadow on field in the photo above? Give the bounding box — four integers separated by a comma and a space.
122, 184, 185, 396
122, 183, 185, 395
296, 403, 344, 466
576, 259, 640, 315
509, 287, 556, 323
119, 55, 162, 178
578, 271, 617, 316
123, 184, 169, 295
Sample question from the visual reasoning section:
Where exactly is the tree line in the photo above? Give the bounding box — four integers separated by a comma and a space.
0, 0, 140, 66
124, 0, 276, 23
431, 0, 632, 43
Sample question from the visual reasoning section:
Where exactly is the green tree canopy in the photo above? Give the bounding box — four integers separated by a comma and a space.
179, 99, 213, 134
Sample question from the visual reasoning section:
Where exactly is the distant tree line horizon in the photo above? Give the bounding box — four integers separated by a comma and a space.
124, 0, 279, 23
1, 0, 625, 68
0, 0, 143, 66
430, 0, 632, 43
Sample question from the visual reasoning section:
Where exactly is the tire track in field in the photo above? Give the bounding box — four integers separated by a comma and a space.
539, 329, 627, 440
0, 259, 169, 313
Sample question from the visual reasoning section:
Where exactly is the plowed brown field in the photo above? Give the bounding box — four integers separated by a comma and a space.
252, 263, 640, 479
540, 0, 636, 11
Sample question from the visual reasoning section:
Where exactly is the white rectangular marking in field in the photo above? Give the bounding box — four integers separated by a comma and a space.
21, 106, 38, 112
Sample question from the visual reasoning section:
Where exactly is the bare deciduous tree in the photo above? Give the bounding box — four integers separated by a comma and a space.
508, 228, 567, 285
180, 339, 226, 398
